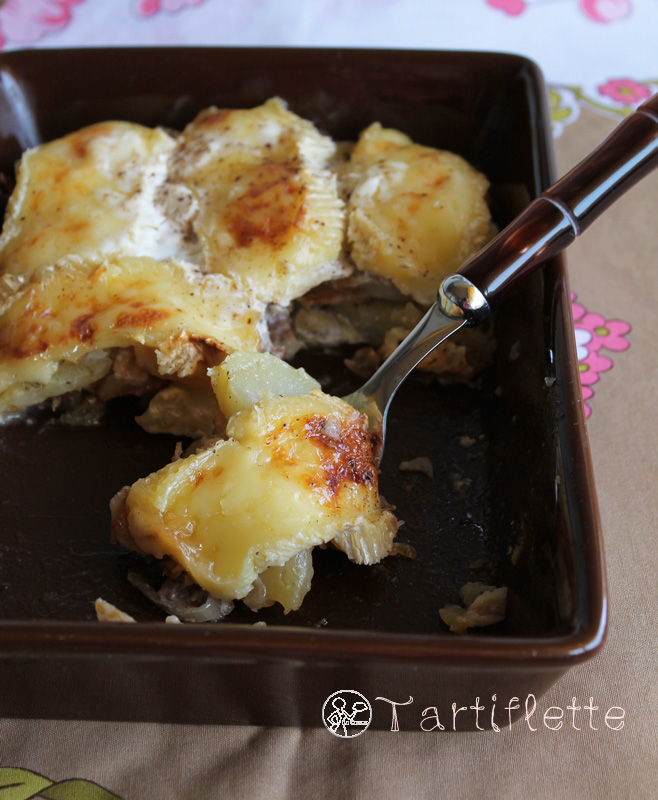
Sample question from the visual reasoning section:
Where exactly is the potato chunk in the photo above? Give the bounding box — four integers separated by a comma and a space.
0, 255, 262, 413
135, 385, 221, 440
347, 123, 495, 305
244, 549, 314, 613
170, 98, 348, 305
210, 351, 320, 418
112, 381, 398, 605
0, 121, 191, 281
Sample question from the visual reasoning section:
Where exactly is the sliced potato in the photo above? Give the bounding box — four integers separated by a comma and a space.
0, 121, 193, 281
209, 351, 320, 418
170, 97, 348, 305
0, 255, 262, 413
243, 549, 314, 613
347, 123, 495, 305
111, 389, 397, 603
135, 385, 221, 440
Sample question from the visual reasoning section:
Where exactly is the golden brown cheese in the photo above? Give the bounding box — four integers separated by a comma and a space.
169, 98, 347, 305
112, 388, 397, 604
0, 122, 198, 279
346, 123, 495, 305
0, 255, 261, 413
0, 102, 361, 413
0, 103, 498, 417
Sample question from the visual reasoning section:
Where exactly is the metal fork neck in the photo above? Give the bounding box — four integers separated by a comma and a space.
439, 274, 490, 325
345, 275, 489, 457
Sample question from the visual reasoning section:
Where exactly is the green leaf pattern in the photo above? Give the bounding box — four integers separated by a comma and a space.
0, 768, 123, 800
548, 78, 658, 138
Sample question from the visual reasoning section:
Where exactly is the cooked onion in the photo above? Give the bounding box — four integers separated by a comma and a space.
127, 572, 233, 623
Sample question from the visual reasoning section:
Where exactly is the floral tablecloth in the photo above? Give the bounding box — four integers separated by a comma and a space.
0, 2, 656, 798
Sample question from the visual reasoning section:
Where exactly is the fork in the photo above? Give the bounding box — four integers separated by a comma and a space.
344, 91, 658, 458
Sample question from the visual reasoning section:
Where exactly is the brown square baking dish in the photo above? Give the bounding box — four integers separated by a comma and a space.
0, 47, 606, 731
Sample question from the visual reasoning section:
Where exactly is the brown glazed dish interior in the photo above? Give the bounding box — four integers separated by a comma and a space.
0, 48, 606, 729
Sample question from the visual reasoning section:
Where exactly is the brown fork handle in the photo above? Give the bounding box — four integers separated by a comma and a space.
459, 91, 658, 308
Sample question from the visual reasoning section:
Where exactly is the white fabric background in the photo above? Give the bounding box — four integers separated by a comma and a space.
1, 0, 656, 88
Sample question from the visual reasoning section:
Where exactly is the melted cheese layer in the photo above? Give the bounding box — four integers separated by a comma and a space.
0, 121, 203, 278
0, 102, 356, 411
0, 256, 262, 413
347, 123, 495, 306
170, 98, 348, 305
114, 390, 397, 601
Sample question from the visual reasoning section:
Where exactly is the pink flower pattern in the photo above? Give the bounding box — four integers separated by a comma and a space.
571, 293, 631, 417
486, 0, 526, 15
134, 0, 208, 16
485, 0, 633, 23
0, 0, 84, 48
598, 78, 653, 106
579, 0, 632, 23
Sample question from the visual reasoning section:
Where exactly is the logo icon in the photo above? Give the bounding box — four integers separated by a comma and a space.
322, 689, 372, 738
